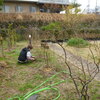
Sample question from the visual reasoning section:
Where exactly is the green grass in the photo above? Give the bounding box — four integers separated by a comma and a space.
67, 38, 89, 47
0, 41, 99, 100
0, 41, 68, 100
19, 83, 34, 92
0, 57, 6, 61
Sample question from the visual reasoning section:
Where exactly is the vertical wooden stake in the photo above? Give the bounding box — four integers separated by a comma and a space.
29, 34, 32, 45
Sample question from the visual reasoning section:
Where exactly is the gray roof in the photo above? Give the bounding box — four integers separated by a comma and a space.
5, 0, 69, 4
39, 0, 69, 4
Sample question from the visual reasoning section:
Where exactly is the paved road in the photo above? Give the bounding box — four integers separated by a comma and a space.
48, 43, 100, 81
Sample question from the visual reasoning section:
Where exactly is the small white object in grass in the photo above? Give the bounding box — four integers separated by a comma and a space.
29, 35, 31, 38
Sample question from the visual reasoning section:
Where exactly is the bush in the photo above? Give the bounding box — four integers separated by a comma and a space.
67, 38, 89, 47
80, 28, 100, 34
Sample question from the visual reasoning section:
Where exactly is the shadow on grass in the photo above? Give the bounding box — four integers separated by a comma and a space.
17, 61, 33, 66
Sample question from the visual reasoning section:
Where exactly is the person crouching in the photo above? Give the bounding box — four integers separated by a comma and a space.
18, 45, 35, 63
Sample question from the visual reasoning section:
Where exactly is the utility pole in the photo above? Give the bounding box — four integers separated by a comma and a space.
95, 0, 98, 14
74, 0, 77, 3
87, 0, 90, 13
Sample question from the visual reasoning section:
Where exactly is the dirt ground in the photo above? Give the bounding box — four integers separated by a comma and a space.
48, 41, 100, 81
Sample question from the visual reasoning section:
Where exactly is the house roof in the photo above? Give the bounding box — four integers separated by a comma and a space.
39, 0, 69, 5
5, 0, 69, 5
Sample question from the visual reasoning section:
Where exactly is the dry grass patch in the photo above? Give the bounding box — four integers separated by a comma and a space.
64, 40, 100, 63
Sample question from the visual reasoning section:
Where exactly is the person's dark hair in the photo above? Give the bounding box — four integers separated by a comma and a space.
27, 45, 33, 49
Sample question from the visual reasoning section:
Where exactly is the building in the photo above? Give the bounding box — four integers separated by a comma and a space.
2, 0, 39, 13
1, 0, 69, 13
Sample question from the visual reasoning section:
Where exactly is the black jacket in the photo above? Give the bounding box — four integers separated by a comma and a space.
18, 47, 29, 61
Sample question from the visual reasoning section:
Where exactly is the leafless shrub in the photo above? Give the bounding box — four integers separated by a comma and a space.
40, 9, 100, 99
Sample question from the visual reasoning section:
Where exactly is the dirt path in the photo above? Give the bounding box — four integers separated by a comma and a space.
48, 43, 100, 81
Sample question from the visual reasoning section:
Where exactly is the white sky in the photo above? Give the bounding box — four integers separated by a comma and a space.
77, 0, 100, 10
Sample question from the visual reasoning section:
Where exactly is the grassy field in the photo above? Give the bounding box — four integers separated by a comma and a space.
64, 41, 100, 63
0, 41, 100, 100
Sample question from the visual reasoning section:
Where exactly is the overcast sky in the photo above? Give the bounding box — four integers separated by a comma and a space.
77, 0, 100, 10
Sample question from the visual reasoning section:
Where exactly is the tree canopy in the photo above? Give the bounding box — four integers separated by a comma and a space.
0, 0, 3, 10
0, 0, 3, 5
